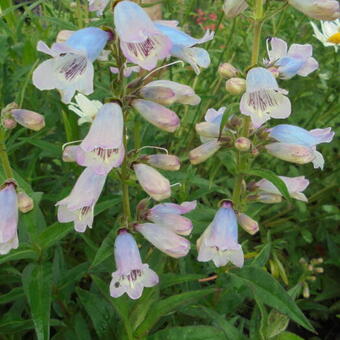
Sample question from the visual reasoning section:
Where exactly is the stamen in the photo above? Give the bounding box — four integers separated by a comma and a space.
62, 140, 83, 151
248, 90, 278, 112
58, 54, 87, 81
78, 206, 92, 220
143, 60, 184, 81
93, 147, 119, 162
127, 37, 156, 59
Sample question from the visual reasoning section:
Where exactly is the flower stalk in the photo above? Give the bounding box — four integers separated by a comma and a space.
0, 128, 14, 179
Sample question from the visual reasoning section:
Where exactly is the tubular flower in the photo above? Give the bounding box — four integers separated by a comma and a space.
88, 0, 109, 16
133, 163, 171, 201
197, 201, 244, 268
140, 80, 200, 106
56, 168, 106, 232
240, 67, 291, 127
269, 124, 335, 169
311, 19, 340, 52
146, 200, 197, 236
77, 103, 124, 175
223, 0, 248, 18
155, 21, 214, 74
113, 1, 172, 70
0, 183, 19, 255
135, 222, 191, 258
288, 0, 340, 21
189, 139, 222, 165
256, 176, 310, 203
110, 229, 159, 300
33, 27, 111, 103
265, 37, 319, 79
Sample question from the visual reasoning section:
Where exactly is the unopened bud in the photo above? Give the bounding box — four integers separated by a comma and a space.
235, 137, 251, 151
2, 118, 17, 129
299, 258, 307, 264
11, 109, 45, 131
136, 198, 150, 217
311, 257, 323, 265
62, 145, 78, 162
195, 122, 220, 138
237, 213, 259, 235
308, 264, 314, 271
56, 30, 74, 43
145, 154, 180, 171
225, 78, 246, 95
314, 267, 324, 273
218, 63, 238, 78
17, 191, 34, 213
227, 115, 242, 129
251, 146, 260, 157
303, 282, 310, 298
257, 193, 282, 204
189, 140, 221, 165
307, 276, 316, 281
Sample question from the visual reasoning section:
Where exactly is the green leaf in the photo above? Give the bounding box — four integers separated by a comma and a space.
273, 331, 304, 340
0, 247, 37, 265
22, 263, 52, 340
251, 242, 271, 267
0, 287, 24, 304
34, 222, 73, 249
159, 273, 203, 289
246, 169, 291, 201
0, 319, 34, 334
227, 266, 315, 333
134, 288, 215, 338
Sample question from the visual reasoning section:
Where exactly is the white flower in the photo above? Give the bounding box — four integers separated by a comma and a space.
310, 19, 340, 52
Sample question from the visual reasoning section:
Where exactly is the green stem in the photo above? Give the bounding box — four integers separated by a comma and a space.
0, 128, 14, 179
121, 121, 131, 226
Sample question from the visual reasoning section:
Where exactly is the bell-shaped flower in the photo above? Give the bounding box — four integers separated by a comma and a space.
133, 163, 171, 201
223, 0, 248, 19
56, 168, 106, 232
311, 19, 340, 52
288, 0, 340, 20
68, 93, 103, 125
240, 67, 291, 127
146, 200, 197, 236
78, 103, 124, 175
269, 124, 334, 169
197, 201, 244, 268
265, 37, 319, 79
132, 99, 180, 132
155, 21, 214, 74
144, 154, 180, 171
113, 1, 172, 70
11, 109, 45, 131
0, 183, 19, 255
189, 139, 222, 165
33, 27, 111, 103
135, 223, 190, 258
110, 65, 141, 77
237, 213, 259, 235
140, 80, 200, 106
110, 229, 159, 299
88, 0, 109, 16
256, 176, 310, 203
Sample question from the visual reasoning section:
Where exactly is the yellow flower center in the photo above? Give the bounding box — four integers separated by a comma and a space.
327, 32, 340, 44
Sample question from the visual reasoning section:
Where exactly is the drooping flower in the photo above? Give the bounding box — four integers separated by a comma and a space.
56, 167, 106, 232
140, 80, 200, 106
240, 67, 291, 127
197, 201, 244, 267
133, 163, 171, 201
0, 183, 19, 255
265, 37, 319, 79
77, 103, 124, 175
113, 1, 172, 70
269, 124, 335, 169
88, 0, 109, 16
256, 176, 310, 203
223, 0, 248, 19
11, 109, 45, 131
110, 229, 158, 299
310, 19, 340, 52
68, 93, 103, 125
189, 140, 222, 165
155, 21, 214, 74
288, 0, 340, 21
110, 65, 141, 77
33, 27, 111, 103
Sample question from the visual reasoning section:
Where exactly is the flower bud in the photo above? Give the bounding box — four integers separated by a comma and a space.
257, 193, 282, 204
189, 140, 221, 165
227, 115, 242, 129
144, 154, 180, 171
2, 118, 17, 129
11, 109, 45, 131
237, 213, 259, 235
225, 77, 246, 95
266, 143, 315, 164
251, 146, 260, 157
223, 0, 248, 18
314, 267, 324, 273
303, 282, 310, 299
218, 63, 238, 78
235, 137, 251, 151
62, 145, 79, 162
17, 191, 34, 213
56, 30, 74, 43
195, 122, 221, 138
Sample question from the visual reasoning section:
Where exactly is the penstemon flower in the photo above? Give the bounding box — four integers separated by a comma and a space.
56, 167, 106, 232
265, 37, 319, 79
223, 0, 248, 19
88, 0, 109, 16
237, 213, 259, 235
33, 27, 111, 103
110, 229, 159, 299
310, 19, 340, 51
189, 139, 222, 165
240, 67, 291, 127
197, 201, 244, 268
113, 1, 172, 70
11, 109, 45, 131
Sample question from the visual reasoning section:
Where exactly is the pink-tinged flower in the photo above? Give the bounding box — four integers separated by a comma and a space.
0, 183, 19, 255
110, 65, 141, 77
240, 67, 291, 127
33, 27, 111, 103
56, 168, 106, 232
135, 223, 190, 258
88, 0, 109, 16
189, 139, 222, 165
133, 163, 171, 201
62, 145, 79, 162
256, 176, 310, 202
113, 1, 172, 70
77, 103, 124, 175
144, 154, 180, 171
149, 200, 197, 215
132, 99, 180, 132
223, 0, 248, 18
11, 109, 45, 131
140, 80, 200, 106
17, 191, 34, 213
265, 37, 319, 79
197, 201, 244, 267
288, 0, 340, 20
155, 21, 214, 74
237, 213, 259, 235
269, 124, 335, 169
110, 229, 159, 299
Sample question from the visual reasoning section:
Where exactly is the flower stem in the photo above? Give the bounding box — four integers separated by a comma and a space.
121, 122, 131, 226
0, 128, 14, 179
